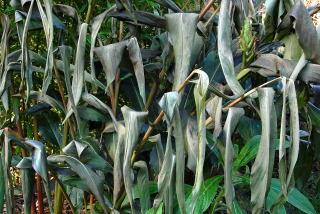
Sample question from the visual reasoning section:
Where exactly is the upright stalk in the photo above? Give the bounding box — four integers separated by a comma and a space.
32, 116, 44, 214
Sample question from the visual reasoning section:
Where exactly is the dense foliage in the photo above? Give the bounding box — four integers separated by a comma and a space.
0, 0, 319, 213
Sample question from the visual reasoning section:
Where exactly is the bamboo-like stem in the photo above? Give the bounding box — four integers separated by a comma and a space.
198, 0, 215, 21
204, 3, 221, 28
33, 116, 44, 214
85, 0, 97, 24
205, 77, 282, 126
51, 170, 76, 214
54, 122, 69, 214
143, 80, 159, 111
53, 60, 76, 139
16, 101, 36, 214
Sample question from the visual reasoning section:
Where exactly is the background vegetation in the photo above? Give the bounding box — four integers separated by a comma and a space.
0, 0, 319, 213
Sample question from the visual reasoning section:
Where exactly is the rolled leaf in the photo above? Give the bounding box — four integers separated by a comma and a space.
223, 108, 244, 213
190, 70, 209, 213
218, 0, 245, 96
250, 88, 276, 214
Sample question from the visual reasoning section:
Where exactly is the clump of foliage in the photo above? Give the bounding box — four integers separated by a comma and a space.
0, 0, 319, 213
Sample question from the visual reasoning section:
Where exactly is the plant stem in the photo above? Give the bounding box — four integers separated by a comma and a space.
53, 122, 69, 214
53, 60, 76, 139
51, 169, 76, 214
198, 0, 215, 21
33, 116, 44, 214
143, 80, 159, 111
85, 0, 97, 24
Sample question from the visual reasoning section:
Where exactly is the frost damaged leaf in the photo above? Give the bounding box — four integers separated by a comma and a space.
218, 0, 245, 96
250, 88, 277, 214
121, 106, 148, 214
221, 108, 244, 213
94, 38, 146, 104
166, 13, 199, 92
72, 23, 88, 106
190, 70, 209, 213
289, 0, 320, 64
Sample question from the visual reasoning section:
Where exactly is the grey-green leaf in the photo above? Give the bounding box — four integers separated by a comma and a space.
218, 0, 245, 96
250, 88, 276, 214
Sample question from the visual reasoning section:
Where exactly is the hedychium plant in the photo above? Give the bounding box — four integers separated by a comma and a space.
0, 0, 319, 213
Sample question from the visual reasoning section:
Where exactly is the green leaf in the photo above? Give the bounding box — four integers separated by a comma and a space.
237, 116, 262, 141
134, 161, 151, 213
77, 106, 108, 122
306, 102, 320, 127
37, 112, 62, 147
250, 88, 277, 213
268, 179, 317, 214
185, 176, 223, 214
233, 200, 247, 214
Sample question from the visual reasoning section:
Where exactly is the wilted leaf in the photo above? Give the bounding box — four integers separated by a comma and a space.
190, 70, 209, 213
218, 0, 245, 96
48, 154, 112, 214
166, 13, 199, 92
121, 106, 148, 213
222, 108, 244, 213
250, 88, 276, 214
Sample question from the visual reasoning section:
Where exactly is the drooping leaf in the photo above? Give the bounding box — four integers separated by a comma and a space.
190, 70, 209, 213
289, 0, 320, 64
24, 139, 53, 213
166, 13, 199, 92
0, 153, 5, 214
154, 92, 179, 212
48, 154, 113, 214
121, 106, 148, 213
222, 108, 245, 213
250, 88, 277, 214
286, 80, 300, 188
218, 0, 245, 96
90, 6, 116, 79
94, 38, 146, 104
